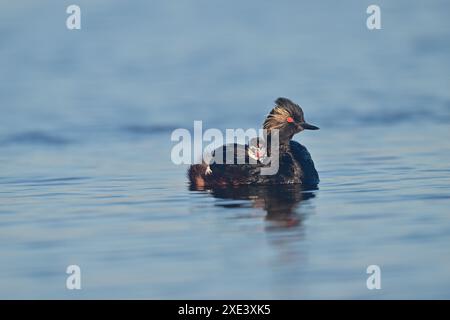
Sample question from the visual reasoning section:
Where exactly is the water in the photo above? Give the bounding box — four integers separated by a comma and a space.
1, 0, 450, 299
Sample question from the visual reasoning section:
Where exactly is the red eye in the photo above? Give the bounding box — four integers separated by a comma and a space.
287, 117, 294, 123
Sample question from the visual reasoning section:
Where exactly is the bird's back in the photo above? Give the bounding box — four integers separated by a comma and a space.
188, 141, 319, 187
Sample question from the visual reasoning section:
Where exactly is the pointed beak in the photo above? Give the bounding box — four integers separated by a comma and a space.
300, 122, 319, 130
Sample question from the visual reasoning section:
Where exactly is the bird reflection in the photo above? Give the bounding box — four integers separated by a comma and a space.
190, 184, 317, 229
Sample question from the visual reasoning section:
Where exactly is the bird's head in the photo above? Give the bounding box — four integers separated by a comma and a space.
248, 137, 267, 162
263, 97, 319, 145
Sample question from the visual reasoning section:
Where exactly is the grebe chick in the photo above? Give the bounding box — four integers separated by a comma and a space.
203, 137, 266, 176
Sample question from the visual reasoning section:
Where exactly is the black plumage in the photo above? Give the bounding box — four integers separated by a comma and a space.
188, 97, 319, 187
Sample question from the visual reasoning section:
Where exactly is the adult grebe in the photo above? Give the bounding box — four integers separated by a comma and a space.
188, 97, 319, 187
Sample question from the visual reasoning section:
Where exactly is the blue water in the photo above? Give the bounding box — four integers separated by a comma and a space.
1, 0, 450, 299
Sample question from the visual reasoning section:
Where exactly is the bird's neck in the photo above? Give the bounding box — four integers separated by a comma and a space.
266, 133, 291, 156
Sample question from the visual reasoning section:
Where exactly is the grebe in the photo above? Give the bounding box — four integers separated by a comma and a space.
188, 97, 319, 187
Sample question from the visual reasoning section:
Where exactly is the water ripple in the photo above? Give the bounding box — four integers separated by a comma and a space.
0, 131, 71, 146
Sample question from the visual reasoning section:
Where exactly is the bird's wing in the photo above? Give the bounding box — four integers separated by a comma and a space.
212, 143, 248, 165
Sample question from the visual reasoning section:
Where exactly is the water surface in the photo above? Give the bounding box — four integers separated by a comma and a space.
1, 0, 450, 299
